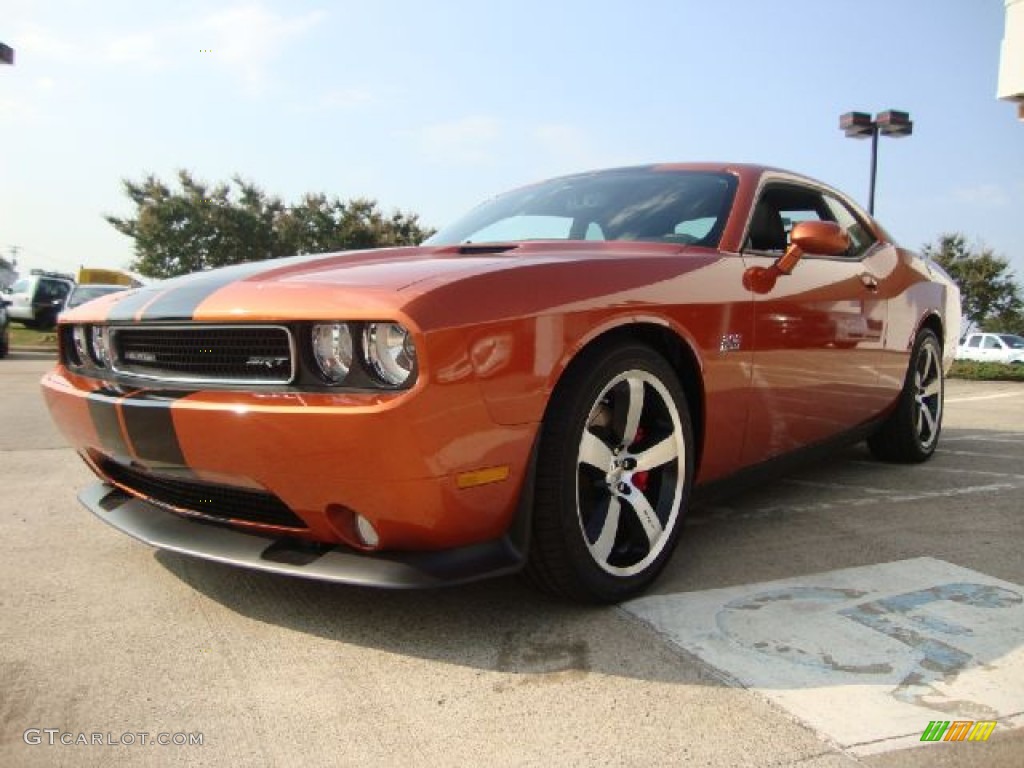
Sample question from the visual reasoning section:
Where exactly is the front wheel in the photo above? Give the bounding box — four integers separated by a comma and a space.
525, 343, 694, 603
868, 328, 944, 463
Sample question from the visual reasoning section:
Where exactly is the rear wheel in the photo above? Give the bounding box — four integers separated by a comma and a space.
0, 323, 8, 359
868, 328, 943, 463
526, 343, 694, 602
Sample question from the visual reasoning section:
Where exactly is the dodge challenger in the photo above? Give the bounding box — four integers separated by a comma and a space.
42, 163, 960, 602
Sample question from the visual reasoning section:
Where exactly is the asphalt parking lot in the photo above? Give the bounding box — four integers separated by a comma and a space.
1, 352, 1022, 767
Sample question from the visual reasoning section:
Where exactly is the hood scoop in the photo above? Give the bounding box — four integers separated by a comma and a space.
456, 243, 520, 255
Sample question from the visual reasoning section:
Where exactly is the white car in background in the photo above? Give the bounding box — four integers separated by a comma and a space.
956, 332, 1024, 365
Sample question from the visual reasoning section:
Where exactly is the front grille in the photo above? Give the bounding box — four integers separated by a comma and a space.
112, 325, 294, 384
98, 458, 307, 529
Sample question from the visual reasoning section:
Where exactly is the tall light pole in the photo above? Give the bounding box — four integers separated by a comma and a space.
839, 110, 913, 215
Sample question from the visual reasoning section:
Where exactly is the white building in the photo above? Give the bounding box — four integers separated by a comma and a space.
999, 0, 1024, 118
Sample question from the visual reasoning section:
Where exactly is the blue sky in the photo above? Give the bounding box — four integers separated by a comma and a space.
2, 0, 1022, 278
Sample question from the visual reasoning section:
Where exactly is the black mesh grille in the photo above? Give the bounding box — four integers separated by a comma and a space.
113, 326, 293, 383
98, 458, 307, 529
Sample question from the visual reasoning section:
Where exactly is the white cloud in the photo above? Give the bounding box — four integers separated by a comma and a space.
410, 116, 503, 165
104, 33, 163, 68
14, 23, 77, 60
320, 87, 373, 110
199, 4, 327, 92
953, 184, 1011, 207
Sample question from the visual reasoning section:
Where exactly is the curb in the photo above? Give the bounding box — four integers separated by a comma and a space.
9, 346, 58, 355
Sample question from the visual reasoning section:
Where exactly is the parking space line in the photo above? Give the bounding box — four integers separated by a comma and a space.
783, 479, 893, 495
690, 483, 1021, 525
938, 449, 1024, 460
941, 433, 1024, 443
945, 392, 1023, 403
851, 460, 1024, 481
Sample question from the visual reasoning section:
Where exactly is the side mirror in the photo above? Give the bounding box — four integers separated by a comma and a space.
778, 221, 851, 272
744, 221, 851, 293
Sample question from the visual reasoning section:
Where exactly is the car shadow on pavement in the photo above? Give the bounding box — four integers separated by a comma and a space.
156, 550, 707, 686
154, 425, 1024, 690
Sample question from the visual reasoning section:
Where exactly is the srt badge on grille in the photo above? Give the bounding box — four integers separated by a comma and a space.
246, 356, 289, 369
124, 350, 157, 362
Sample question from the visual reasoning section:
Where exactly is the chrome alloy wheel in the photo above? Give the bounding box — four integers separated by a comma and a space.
913, 337, 943, 451
575, 370, 686, 577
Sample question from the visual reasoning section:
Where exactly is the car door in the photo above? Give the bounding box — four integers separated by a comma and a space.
979, 335, 1003, 363
740, 181, 891, 462
963, 334, 983, 361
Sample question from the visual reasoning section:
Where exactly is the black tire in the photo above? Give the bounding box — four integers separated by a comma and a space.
0, 325, 8, 359
37, 310, 57, 331
525, 342, 694, 603
867, 329, 944, 463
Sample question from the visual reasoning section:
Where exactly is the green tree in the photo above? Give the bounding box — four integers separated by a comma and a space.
107, 171, 433, 279
923, 233, 1023, 333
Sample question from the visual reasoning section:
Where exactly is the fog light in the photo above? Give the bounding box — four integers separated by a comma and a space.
354, 514, 379, 548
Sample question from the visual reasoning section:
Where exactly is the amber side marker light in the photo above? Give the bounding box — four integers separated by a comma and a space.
456, 466, 511, 489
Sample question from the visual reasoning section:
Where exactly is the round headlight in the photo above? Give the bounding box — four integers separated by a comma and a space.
312, 323, 353, 384
363, 322, 416, 387
90, 326, 111, 368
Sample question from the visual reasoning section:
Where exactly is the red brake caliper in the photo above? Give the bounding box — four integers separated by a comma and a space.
631, 427, 650, 492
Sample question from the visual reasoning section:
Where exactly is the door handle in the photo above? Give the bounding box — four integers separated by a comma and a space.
860, 273, 879, 292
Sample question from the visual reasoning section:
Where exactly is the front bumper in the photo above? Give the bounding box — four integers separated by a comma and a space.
82, 483, 527, 588
42, 364, 537, 552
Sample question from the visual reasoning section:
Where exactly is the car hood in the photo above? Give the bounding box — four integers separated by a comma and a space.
62, 241, 703, 325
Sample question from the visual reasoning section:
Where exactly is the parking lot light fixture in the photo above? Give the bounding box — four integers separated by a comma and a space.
839, 109, 913, 215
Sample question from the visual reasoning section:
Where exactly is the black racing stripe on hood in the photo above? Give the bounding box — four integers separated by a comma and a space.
120, 391, 192, 468
105, 261, 281, 322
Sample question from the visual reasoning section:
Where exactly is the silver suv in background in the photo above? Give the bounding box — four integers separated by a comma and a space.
3, 271, 75, 330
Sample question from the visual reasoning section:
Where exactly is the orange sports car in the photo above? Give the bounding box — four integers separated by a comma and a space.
42, 163, 960, 602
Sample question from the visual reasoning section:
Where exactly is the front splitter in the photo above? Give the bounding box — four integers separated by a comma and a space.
80, 483, 525, 589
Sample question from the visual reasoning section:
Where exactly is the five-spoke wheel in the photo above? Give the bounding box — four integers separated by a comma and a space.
868, 328, 945, 463
527, 343, 693, 602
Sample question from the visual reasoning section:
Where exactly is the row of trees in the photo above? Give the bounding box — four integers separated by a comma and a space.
106, 171, 433, 279
106, 171, 1023, 335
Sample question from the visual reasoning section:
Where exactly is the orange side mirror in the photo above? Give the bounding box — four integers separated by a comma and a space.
743, 221, 851, 294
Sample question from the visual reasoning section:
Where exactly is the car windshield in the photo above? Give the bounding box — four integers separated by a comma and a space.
67, 285, 125, 309
424, 169, 738, 248
999, 334, 1024, 349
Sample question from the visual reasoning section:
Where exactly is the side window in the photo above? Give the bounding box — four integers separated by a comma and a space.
746, 184, 832, 253
982, 336, 1001, 349
968, 336, 982, 348
823, 195, 877, 259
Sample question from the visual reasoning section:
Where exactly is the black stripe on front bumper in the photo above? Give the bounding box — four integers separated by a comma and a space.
86, 386, 132, 459
86, 387, 192, 468
119, 390, 190, 466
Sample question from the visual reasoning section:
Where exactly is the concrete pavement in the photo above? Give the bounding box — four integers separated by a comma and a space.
1, 354, 1021, 767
